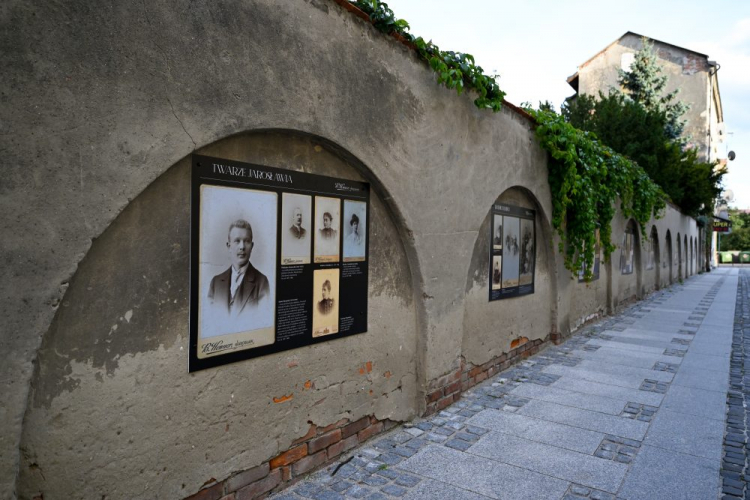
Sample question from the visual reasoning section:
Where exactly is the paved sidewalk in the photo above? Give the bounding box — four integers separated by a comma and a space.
270, 269, 738, 500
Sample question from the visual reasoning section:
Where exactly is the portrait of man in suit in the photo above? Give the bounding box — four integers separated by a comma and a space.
289, 207, 306, 239
282, 193, 311, 265
195, 184, 276, 359
208, 219, 270, 317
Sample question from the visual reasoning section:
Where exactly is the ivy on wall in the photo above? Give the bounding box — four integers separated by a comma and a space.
346, 1, 668, 282
350, 0, 506, 111
527, 109, 667, 281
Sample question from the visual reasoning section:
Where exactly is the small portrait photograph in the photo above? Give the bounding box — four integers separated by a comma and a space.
281, 193, 312, 265
314, 196, 341, 263
519, 218, 535, 285
343, 200, 367, 262
501, 216, 520, 288
491, 255, 502, 290
312, 268, 339, 338
492, 215, 503, 250
197, 185, 277, 358
620, 231, 634, 274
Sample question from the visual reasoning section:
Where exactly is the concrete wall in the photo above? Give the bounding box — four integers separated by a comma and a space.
0, 1, 703, 499
462, 187, 556, 368
564, 204, 699, 332
18, 132, 421, 500
577, 33, 716, 160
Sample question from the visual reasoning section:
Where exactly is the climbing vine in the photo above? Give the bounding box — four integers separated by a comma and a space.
347, 1, 667, 280
527, 109, 667, 281
350, 0, 506, 111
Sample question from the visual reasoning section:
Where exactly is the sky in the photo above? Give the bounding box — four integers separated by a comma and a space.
385, 0, 750, 207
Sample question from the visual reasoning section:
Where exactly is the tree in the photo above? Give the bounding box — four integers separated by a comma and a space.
719, 210, 750, 251
561, 91, 724, 217
617, 38, 689, 141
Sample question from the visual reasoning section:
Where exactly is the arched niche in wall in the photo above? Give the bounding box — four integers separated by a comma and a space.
617, 219, 642, 303
18, 131, 422, 500
649, 225, 660, 290
665, 230, 674, 284
684, 235, 689, 276
690, 236, 695, 275
461, 186, 556, 369
677, 232, 683, 280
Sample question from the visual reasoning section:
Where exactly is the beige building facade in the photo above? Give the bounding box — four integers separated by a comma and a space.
567, 32, 724, 162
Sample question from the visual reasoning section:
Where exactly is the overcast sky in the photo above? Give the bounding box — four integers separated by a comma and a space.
385, 0, 750, 208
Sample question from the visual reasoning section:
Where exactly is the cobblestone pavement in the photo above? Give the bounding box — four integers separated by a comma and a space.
270, 269, 737, 500
723, 269, 750, 499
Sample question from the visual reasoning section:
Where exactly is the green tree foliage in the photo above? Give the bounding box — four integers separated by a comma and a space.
562, 92, 724, 217
617, 38, 689, 141
719, 210, 750, 251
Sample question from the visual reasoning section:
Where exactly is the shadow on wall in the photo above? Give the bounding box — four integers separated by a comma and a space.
18, 131, 423, 500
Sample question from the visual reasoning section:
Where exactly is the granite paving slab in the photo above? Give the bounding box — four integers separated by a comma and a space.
686, 341, 732, 357
398, 445, 570, 500
660, 384, 727, 421
545, 359, 674, 383
679, 351, 730, 374
671, 367, 730, 391
541, 365, 654, 389
585, 339, 669, 355
549, 377, 664, 406
608, 328, 694, 342
517, 399, 649, 441
575, 348, 682, 370
617, 444, 719, 500
402, 480, 491, 500
644, 408, 724, 460
509, 383, 627, 416
467, 409, 604, 454
469, 431, 627, 493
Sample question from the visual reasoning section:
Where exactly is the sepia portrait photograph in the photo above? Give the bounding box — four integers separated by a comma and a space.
314, 196, 341, 263
491, 255, 502, 290
519, 218, 535, 286
198, 185, 277, 358
281, 192, 312, 265
343, 200, 367, 262
312, 268, 339, 337
501, 216, 520, 288
492, 215, 503, 250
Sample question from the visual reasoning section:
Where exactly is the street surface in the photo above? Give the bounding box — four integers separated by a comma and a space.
271, 269, 742, 500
